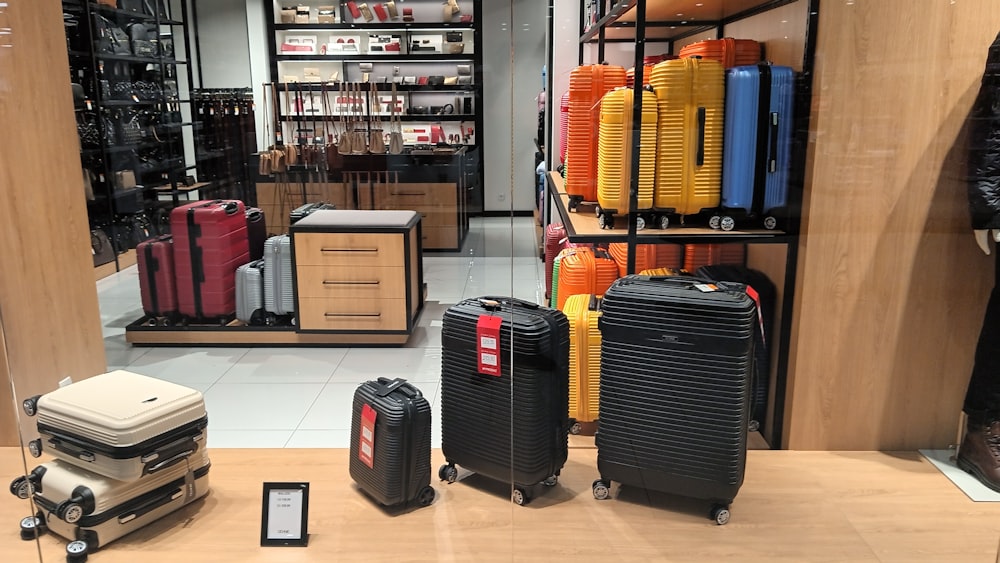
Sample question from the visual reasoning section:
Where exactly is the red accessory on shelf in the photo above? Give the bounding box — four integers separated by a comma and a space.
374, 3, 388, 21
402, 7, 414, 22
347, 1, 362, 19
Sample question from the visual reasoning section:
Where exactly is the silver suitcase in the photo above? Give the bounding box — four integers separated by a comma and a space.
264, 235, 295, 316
24, 370, 208, 482
18, 453, 210, 551
236, 259, 265, 325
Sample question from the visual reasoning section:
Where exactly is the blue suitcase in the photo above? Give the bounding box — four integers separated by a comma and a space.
716, 64, 794, 231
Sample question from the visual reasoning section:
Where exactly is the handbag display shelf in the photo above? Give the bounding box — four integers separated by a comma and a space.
69, 0, 203, 276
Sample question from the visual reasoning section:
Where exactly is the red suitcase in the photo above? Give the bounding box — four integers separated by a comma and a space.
544, 223, 566, 299
171, 200, 249, 320
136, 235, 178, 321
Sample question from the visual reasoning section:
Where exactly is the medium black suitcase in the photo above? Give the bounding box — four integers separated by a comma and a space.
349, 378, 435, 509
593, 275, 756, 525
289, 202, 335, 225
245, 207, 267, 261
439, 296, 569, 506
696, 265, 776, 430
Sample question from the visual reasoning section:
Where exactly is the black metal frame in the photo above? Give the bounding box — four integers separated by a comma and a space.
559, 0, 821, 449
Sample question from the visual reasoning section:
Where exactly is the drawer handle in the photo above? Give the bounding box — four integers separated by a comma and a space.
323, 280, 380, 285
325, 312, 382, 318
321, 248, 379, 253
394, 192, 427, 196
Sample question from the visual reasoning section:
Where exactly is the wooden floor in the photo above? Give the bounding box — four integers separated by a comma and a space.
3, 446, 1000, 562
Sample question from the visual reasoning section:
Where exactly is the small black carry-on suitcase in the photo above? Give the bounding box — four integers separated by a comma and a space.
593, 275, 756, 525
439, 296, 570, 505
349, 377, 434, 508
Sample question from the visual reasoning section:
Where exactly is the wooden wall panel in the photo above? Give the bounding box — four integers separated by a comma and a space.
0, 1, 107, 445
786, 1, 1000, 449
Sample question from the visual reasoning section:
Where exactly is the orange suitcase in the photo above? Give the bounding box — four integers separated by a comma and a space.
561, 294, 602, 430
638, 267, 686, 276
678, 38, 761, 68
554, 247, 619, 310
683, 243, 746, 272
608, 243, 684, 277
565, 64, 627, 209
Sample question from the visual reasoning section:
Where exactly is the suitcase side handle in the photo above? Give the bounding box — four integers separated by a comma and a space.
768, 112, 779, 173
696, 106, 706, 167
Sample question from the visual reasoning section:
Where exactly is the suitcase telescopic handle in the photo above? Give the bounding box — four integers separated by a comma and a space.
375, 377, 419, 398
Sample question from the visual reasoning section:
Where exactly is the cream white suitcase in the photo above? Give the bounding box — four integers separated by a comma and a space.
18, 454, 211, 551
24, 370, 208, 482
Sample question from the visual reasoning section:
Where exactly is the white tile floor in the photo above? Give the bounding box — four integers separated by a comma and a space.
95, 217, 544, 449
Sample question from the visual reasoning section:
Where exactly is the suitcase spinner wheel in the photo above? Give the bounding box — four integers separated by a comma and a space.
19, 512, 46, 541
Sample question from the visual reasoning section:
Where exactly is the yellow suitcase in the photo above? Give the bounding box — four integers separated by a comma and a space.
596, 87, 659, 230
561, 293, 602, 430
650, 57, 725, 226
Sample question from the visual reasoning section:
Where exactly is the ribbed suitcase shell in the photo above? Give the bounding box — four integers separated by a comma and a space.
246, 207, 267, 261
608, 243, 684, 277
28, 449, 209, 524
679, 38, 761, 68
683, 243, 746, 272
349, 378, 433, 507
554, 247, 619, 310
264, 235, 295, 316
544, 223, 566, 299
566, 65, 627, 203
597, 87, 658, 217
38, 460, 210, 550
559, 91, 569, 164
722, 65, 794, 222
136, 235, 178, 318
35, 371, 208, 481
650, 58, 725, 217
597, 275, 755, 504
235, 260, 265, 325
697, 265, 776, 428
440, 297, 569, 491
561, 294, 601, 424
171, 199, 249, 319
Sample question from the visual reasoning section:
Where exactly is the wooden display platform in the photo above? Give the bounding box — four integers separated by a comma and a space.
3, 447, 1000, 561
94, 250, 136, 281
548, 172, 789, 244
124, 319, 413, 346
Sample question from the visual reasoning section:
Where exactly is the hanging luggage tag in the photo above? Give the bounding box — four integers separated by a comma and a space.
359, 404, 377, 468
476, 313, 502, 377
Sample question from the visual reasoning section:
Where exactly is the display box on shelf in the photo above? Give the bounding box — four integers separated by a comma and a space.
325, 35, 361, 54
280, 35, 319, 55
368, 34, 402, 54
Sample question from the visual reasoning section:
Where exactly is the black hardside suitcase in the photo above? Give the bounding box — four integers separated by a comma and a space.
696, 265, 776, 430
593, 275, 756, 525
289, 202, 335, 225
245, 207, 267, 261
349, 378, 434, 509
439, 297, 569, 506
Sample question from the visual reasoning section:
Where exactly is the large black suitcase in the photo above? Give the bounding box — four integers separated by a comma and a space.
696, 265, 776, 431
349, 378, 435, 509
439, 296, 569, 505
594, 275, 756, 525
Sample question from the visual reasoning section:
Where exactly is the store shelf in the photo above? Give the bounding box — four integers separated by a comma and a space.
274, 23, 475, 31
548, 173, 788, 244
88, 2, 183, 25
275, 82, 476, 92
279, 114, 473, 122
96, 53, 187, 65
276, 54, 475, 62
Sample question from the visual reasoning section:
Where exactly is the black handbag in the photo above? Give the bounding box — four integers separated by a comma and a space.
93, 15, 131, 55
91, 229, 116, 267
77, 113, 102, 148
128, 23, 157, 57
130, 213, 157, 246
427, 76, 445, 86
118, 111, 144, 145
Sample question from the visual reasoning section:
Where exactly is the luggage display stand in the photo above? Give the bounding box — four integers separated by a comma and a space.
549, 0, 821, 457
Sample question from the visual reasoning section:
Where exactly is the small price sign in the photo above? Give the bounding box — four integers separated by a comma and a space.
260, 482, 309, 547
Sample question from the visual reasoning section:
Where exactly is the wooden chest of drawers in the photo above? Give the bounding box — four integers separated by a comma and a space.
291, 210, 423, 336
256, 182, 351, 236
359, 182, 465, 251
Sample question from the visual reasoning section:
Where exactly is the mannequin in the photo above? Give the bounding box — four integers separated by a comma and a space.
957, 31, 1000, 492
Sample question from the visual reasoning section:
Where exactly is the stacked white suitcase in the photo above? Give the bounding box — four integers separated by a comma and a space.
10, 370, 210, 553
234, 234, 296, 326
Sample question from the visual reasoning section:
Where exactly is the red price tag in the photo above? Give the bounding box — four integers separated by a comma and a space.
476, 315, 502, 376
358, 404, 376, 469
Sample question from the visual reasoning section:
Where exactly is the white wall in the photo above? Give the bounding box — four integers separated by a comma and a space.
190, 0, 252, 87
